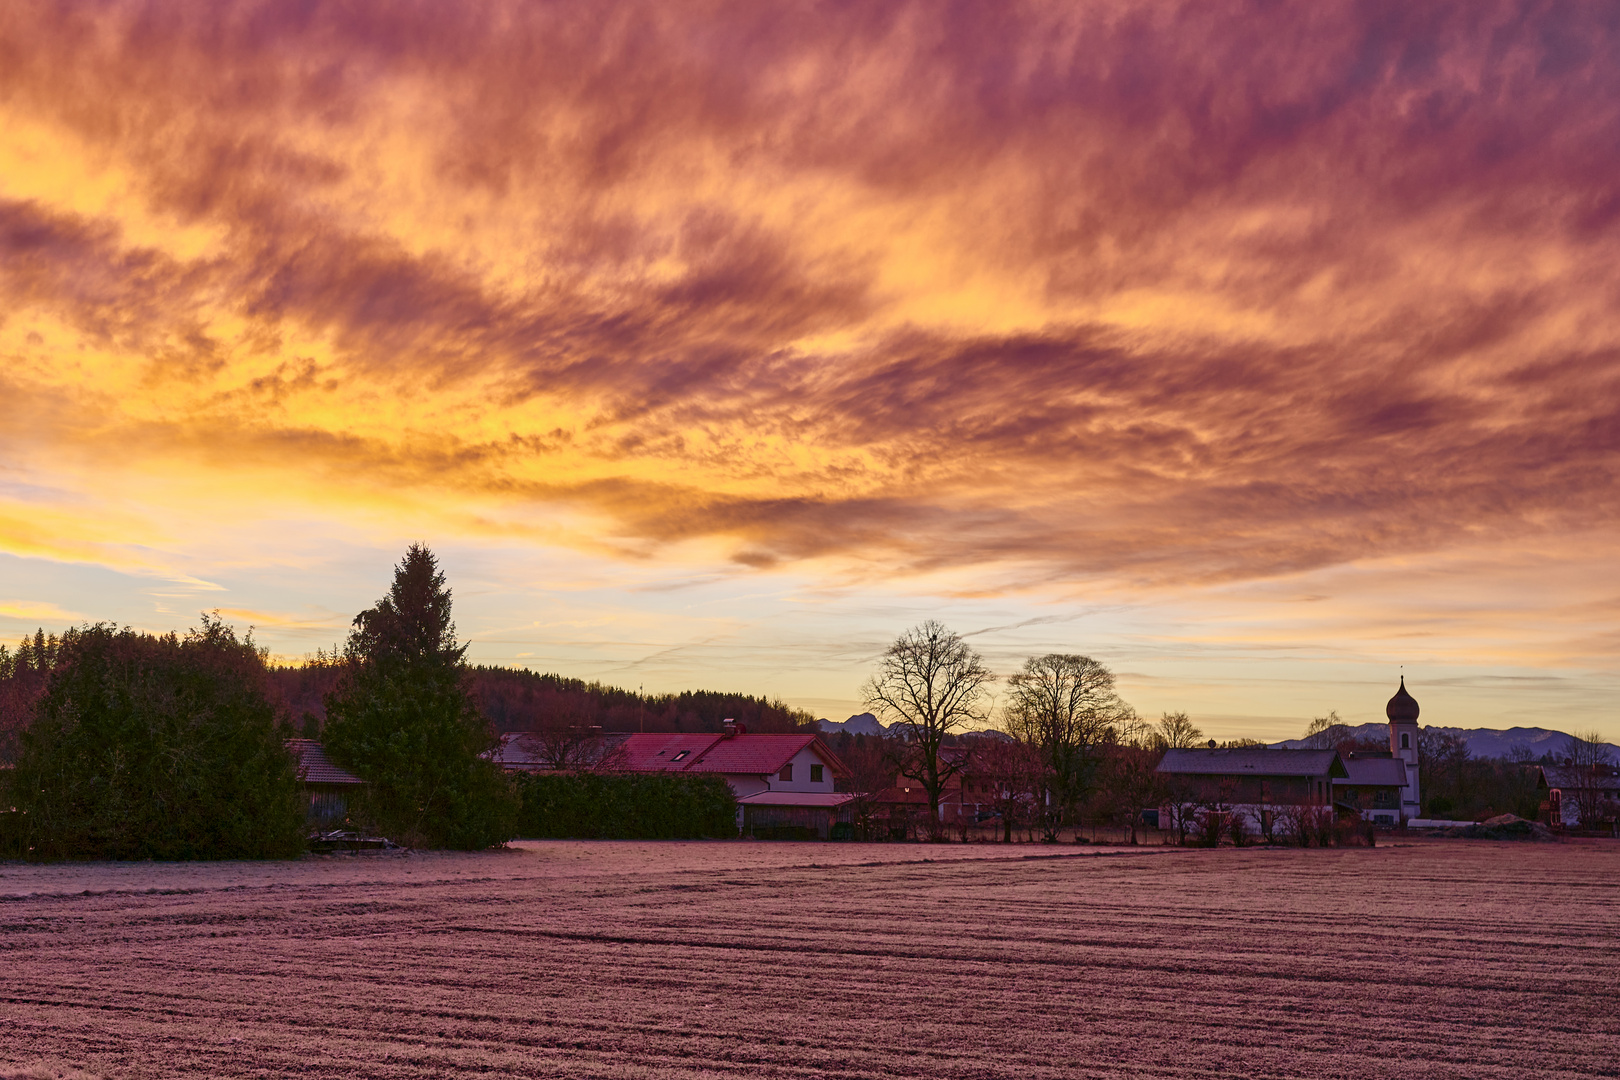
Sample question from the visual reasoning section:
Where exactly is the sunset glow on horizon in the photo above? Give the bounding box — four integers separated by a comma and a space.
3, 2, 1618, 740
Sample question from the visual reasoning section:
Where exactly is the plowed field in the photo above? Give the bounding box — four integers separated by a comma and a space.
3, 840, 1617, 1078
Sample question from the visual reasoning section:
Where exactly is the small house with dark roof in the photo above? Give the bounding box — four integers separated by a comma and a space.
1537, 764, 1620, 830
1335, 752, 1408, 825
616, 724, 857, 839
286, 739, 365, 826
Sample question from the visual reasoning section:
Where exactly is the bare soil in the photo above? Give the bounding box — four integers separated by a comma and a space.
2, 839, 1617, 1078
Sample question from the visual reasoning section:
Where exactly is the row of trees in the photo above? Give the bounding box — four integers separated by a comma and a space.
272, 661, 815, 741
857, 621, 1209, 840
0, 546, 521, 857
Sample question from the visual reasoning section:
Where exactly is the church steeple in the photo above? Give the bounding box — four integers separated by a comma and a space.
1386, 675, 1421, 818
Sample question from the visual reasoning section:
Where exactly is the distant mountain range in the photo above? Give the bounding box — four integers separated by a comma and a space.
821, 714, 1614, 761
1269, 723, 1619, 761
814, 714, 1009, 742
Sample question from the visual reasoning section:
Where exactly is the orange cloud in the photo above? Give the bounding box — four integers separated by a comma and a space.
0, 0, 1617, 608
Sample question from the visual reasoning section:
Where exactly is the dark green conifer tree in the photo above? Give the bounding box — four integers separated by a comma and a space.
322, 544, 514, 848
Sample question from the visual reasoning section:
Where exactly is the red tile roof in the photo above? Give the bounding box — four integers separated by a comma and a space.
286, 739, 365, 786
684, 734, 818, 776
618, 733, 723, 772
616, 732, 849, 778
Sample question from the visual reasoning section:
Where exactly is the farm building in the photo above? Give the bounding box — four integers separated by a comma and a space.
286, 739, 364, 826
1157, 747, 1348, 836
616, 723, 857, 839
491, 729, 626, 773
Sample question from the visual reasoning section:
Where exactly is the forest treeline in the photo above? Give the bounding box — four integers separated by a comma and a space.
271, 663, 816, 740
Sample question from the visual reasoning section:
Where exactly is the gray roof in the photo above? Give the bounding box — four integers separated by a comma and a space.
286, 739, 364, 786
1339, 756, 1408, 787
1538, 765, 1620, 792
1158, 747, 1348, 779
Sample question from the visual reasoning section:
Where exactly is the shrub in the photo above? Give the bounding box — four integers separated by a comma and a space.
5, 618, 304, 861
512, 772, 737, 839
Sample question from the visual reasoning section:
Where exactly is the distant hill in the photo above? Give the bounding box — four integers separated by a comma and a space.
817, 712, 888, 736
1270, 723, 1619, 761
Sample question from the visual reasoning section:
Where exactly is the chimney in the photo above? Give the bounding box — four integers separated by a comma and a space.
722, 718, 737, 738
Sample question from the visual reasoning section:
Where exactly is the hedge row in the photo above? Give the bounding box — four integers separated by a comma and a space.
512, 771, 737, 839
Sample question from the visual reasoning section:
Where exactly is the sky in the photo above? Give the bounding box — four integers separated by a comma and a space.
2, 1, 1618, 742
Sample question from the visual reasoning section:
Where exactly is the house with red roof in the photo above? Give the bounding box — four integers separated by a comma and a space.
618, 721, 857, 839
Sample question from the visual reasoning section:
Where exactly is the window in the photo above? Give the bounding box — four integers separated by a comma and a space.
1401, 733, 1410, 750
810, 764, 824, 783
672, 750, 689, 762
779, 764, 793, 782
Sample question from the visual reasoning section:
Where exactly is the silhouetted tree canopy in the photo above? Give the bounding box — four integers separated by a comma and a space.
1004, 653, 1135, 837
862, 620, 993, 839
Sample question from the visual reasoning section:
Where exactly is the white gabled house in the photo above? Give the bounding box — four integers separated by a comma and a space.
618, 722, 856, 839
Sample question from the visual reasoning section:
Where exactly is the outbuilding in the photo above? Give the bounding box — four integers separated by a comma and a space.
286, 739, 365, 826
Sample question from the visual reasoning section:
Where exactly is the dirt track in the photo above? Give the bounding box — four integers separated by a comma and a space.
3, 840, 1617, 1079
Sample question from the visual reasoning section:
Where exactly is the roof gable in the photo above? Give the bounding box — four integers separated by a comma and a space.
1340, 757, 1407, 787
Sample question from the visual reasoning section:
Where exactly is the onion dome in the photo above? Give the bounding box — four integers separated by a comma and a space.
1386, 676, 1420, 723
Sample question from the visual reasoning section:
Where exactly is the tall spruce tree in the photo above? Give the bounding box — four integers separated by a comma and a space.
322, 544, 514, 848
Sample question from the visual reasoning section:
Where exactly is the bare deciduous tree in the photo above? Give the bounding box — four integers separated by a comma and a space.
1566, 729, 1617, 829
1095, 740, 1165, 844
1303, 710, 1351, 750
520, 690, 626, 771
1004, 654, 1134, 840
1419, 729, 1472, 815
1155, 711, 1204, 750
862, 621, 994, 839
970, 736, 1046, 842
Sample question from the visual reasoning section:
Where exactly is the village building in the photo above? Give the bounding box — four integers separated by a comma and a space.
1335, 753, 1408, 824
1537, 764, 1620, 831
491, 729, 626, 773
869, 744, 1006, 837
286, 739, 365, 826
614, 722, 857, 839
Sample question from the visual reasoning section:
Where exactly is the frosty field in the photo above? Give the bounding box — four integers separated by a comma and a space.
2, 840, 1617, 1079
